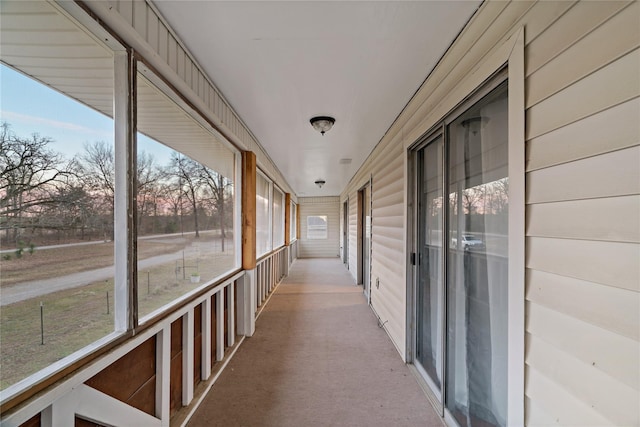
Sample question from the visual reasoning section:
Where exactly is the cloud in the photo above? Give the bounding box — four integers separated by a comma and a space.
0, 110, 99, 134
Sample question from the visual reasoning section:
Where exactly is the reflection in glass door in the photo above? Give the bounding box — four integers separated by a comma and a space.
360, 185, 371, 301
446, 82, 508, 427
415, 136, 444, 394
343, 200, 349, 266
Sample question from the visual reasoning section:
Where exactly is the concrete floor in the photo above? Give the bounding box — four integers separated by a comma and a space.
187, 258, 444, 427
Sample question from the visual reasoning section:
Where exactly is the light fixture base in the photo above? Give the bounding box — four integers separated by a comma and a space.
310, 116, 335, 136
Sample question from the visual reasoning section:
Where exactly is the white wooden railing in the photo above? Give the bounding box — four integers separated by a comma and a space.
256, 245, 288, 311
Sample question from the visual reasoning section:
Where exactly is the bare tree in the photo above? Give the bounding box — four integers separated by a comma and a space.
0, 122, 75, 244
79, 141, 115, 213
197, 165, 232, 250
169, 153, 203, 238
136, 150, 163, 234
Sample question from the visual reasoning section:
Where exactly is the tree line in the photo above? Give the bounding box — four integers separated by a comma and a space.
0, 123, 233, 249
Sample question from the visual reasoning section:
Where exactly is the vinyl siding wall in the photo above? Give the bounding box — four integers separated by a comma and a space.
298, 197, 341, 259
340, 0, 639, 424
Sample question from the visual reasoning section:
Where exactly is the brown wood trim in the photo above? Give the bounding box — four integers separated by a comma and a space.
284, 193, 291, 246
84, 337, 156, 416
242, 151, 257, 270
1, 331, 133, 415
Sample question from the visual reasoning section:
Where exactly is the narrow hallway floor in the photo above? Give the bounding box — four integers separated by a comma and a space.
187, 258, 443, 427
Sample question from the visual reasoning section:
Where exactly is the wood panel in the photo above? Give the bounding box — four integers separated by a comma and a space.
210, 295, 217, 370
84, 337, 156, 416
223, 289, 229, 343
75, 417, 108, 427
527, 269, 639, 340
526, 145, 640, 204
526, 195, 640, 243
193, 304, 202, 386
169, 319, 183, 415
242, 151, 257, 269
18, 413, 40, 427
526, 49, 640, 140
526, 97, 640, 171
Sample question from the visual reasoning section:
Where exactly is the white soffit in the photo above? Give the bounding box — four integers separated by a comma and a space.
153, 1, 481, 196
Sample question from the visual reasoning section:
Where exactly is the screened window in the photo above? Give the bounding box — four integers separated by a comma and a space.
136, 71, 238, 320
256, 172, 272, 257
290, 201, 297, 241
273, 187, 285, 248
0, 2, 116, 392
307, 215, 328, 240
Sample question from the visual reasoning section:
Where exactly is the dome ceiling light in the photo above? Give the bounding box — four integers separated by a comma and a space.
310, 116, 335, 136
315, 179, 326, 188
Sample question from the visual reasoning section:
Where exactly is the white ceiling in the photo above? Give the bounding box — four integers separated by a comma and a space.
153, 1, 481, 197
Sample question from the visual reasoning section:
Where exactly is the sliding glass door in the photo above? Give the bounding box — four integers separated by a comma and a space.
415, 135, 444, 394
412, 81, 508, 427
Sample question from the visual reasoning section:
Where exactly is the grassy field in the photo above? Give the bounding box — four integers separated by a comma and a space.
0, 233, 235, 390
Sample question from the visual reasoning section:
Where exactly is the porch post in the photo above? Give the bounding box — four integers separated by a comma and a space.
241, 151, 256, 336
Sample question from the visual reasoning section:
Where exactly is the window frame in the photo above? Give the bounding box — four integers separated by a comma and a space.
255, 169, 273, 257
272, 185, 286, 248
306, 215, 329, 240
290, 201, 297, 241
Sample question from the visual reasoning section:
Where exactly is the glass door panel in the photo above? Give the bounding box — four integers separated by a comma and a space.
362, 185, 371, 300
415, 137, 444, 392
446, 82, 508, 427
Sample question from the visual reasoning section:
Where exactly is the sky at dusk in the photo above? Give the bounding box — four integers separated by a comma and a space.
0, 64, 173, 165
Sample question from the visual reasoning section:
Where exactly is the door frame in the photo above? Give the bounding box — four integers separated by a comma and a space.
407, 128, 447, 415
357, 179, 372, 303
342, 199, 349, 267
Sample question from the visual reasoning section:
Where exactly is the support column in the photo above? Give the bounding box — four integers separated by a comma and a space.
237, 270, 256, 337
240, 151, 257, 336
242, 151, 256, 271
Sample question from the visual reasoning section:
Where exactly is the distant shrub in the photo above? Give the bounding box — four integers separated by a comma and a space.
2, 254, 11, 261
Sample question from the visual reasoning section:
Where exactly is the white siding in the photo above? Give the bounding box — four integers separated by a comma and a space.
341, 0, 639, 423
369, 131, 406, 357
348, 191, 359, 282
298, 197, 340, 259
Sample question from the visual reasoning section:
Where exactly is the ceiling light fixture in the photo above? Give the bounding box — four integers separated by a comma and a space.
310, 116, 335, 136
315, 179, 326, 188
